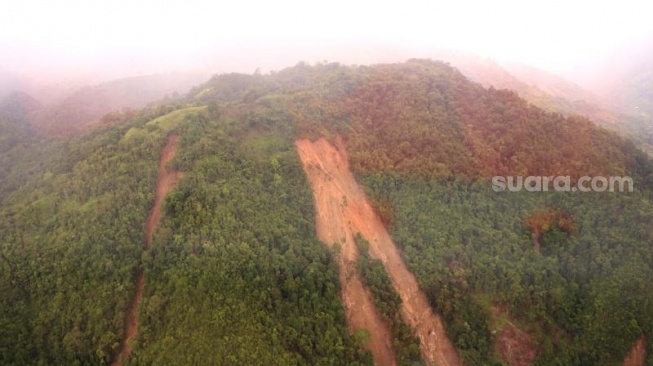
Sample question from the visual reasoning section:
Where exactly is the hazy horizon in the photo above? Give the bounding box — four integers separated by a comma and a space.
2, 0, 652, 89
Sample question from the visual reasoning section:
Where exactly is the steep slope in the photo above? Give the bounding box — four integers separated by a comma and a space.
297, 137, 461, 366
143, 135, 184, 251
0, 117, 169, 364
111, 274, 144, 366
2, 59, 653, 365
0, 102, 369, 365
297, 138, 396, 365
110, 135, 182, 366
435, 51, 618, 123
338, 60, 638, 180
187, 60, 653, 364
502, 61, 653, 155
119, 105, 369, 364
434, 51, 653, 154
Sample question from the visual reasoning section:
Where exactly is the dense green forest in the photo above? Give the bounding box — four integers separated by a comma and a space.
360, 175, 653, 365
131, 103, 368, 365
1, 59, 653, 365
0, 93, 371, 364
0, 110, 162, 364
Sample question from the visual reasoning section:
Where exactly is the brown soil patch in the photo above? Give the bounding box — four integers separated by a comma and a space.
296, 136, 461, 366
495, 325, 537, 366
110, 134, 183, 366
492, 306, 537, 366
624, 335, 647, 366
297, 138, 396, 365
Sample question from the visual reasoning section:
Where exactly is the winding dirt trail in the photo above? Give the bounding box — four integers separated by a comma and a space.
144, 135, 184, 249
296, 137, 461, 366
110, 135, 183, 366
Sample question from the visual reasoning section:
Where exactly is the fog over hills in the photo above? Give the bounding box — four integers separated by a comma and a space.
2, 1, 653, 366
2, 0, 651, 141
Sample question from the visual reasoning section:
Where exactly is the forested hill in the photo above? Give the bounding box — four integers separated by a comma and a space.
193, 59, 652, 181
1, 59, 652, 365
421, 51, 653, 155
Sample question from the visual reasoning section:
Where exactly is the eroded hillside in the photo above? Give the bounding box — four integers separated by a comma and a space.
297, 137, 461, 366
2, 60, 653, 365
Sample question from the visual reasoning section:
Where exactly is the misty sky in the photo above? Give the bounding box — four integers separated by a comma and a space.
1, 0, 652, 81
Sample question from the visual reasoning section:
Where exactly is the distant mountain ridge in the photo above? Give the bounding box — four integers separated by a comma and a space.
33, 71, 211, 136
430, 50, 653, 154
0, 71, 210, 136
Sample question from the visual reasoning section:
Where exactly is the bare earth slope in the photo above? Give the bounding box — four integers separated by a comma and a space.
110, 134, 183, 366
296, 137, 461, 366
624, 335, 647, 366
492, 306, 537, 366
297, 138, 396, 365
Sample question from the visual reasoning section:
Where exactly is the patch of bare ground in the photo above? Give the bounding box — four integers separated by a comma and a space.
492, 305, 537, 366
623, 335, 647, 366
110, 134, 183, 366
296, 136, 461, 366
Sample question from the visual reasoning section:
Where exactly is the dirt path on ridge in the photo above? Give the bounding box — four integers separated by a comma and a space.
624, 335, 647, 366
110, 134, 183, 366
144, 135, 184, 249
296, 137, 461, 366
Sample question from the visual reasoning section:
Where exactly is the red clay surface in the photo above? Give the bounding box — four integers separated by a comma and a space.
296, 136, 461, 366
624, 335, 647, 366
492, 305, 537, 366
110, 134, 182, 366
495, 324, 537, 366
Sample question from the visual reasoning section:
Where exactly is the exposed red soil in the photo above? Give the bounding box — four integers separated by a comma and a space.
297, 138, 396, 365
492, 306, 537, 366
526, 210, 576, 253
495, 325, 537, 366
296, 136, 461, 366
144, 134, 185, 249
110, 135, 183, 366
111, 271, 144, 366
624, 335, 647, 366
